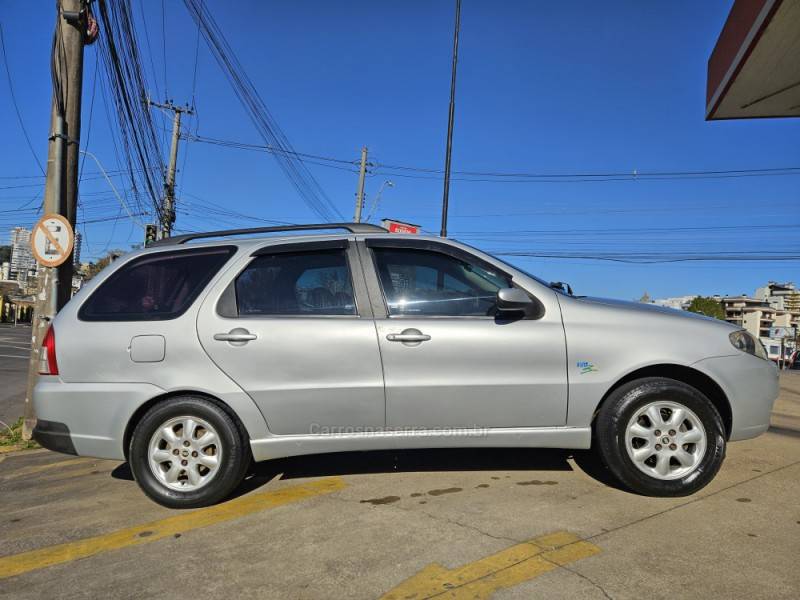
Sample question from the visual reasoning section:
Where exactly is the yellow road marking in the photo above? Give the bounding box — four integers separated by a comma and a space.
380, 531, 600, 599
0, 476, 345, 580
1, 457, 92, 479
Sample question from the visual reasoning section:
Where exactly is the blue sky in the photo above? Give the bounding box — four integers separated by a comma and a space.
1, 1, 798, 300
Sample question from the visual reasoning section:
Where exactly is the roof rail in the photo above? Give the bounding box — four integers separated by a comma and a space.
150, 222, 388, 246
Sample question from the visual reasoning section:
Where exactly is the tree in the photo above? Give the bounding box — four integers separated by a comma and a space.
687, 296, 725, 320
82, 250, 125, 281
638, 291, 651, 303
0, 245, 11, 264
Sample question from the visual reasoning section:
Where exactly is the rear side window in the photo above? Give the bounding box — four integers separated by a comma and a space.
233, 250, 356, 316
79, 247, 235, 321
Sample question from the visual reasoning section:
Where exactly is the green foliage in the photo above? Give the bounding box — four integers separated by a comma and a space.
0, 245, 11, 264
83, 249, 126, 281
687, 296, 725, 320
0, 417, 39, 450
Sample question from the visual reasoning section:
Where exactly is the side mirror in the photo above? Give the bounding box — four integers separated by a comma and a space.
496, 287, 533, 312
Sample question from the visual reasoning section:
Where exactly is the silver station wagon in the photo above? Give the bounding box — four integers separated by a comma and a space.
33, 223, 778, 508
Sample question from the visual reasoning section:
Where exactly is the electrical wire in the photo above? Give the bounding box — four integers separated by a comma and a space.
185, 133, 800, 184
0, 23, 45, 175
95, 0, 166, 222
182, 0, 344, 222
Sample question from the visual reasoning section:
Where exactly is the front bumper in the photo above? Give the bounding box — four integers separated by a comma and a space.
32, 419, 77, 455
692, 353, 779, 441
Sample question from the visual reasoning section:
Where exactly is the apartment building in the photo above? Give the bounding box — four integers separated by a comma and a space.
720, 296, 775, 338
73, 232, 82, 268
721, 291, 799, 352
756, 281, 800, 312
9, 226, 35, 282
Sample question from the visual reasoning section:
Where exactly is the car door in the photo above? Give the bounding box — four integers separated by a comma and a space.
197, 239, 385, 435
362, 238, 568, 429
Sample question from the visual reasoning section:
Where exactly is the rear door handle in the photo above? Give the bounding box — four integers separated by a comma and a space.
214, 328, 257, 344
386, 328, 431, 344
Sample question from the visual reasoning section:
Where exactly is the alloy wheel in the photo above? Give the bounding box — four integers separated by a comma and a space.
624, 401, 707, 480
147, 416, 222, 491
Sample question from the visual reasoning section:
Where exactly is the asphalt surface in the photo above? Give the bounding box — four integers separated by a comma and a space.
0, 324, 30, 428
0, 370, 798, 598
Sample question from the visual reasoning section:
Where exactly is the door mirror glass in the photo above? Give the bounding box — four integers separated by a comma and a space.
496, 288, 533, 312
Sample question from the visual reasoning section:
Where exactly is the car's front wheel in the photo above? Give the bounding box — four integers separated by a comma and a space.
595, 377, 726, 496
129, 396, 250, 508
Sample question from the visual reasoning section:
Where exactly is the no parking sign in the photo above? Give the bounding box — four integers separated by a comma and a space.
30, 213, 74, 268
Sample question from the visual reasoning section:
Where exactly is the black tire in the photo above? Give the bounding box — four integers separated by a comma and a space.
594, 377, 726, 496
129, 396, 251, 508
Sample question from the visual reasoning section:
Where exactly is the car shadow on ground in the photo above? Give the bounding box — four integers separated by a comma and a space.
111, 446, 626, 499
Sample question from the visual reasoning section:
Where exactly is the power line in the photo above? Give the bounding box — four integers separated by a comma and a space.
161, 0, 168, 100
186, 134, 359, 166
452, 223, 800, 236
491, 251, 800, 264
373, 167, 800, 184
0, 23, 46, 175
184, 132, 800, 184
95, 0, 166, 221
182, 0, 344, 222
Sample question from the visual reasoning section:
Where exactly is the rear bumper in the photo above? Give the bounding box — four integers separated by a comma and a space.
32, 419, 77, 456
33, 378, 167, 460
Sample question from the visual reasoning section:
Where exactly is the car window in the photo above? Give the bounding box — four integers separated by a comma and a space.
79, 247, 235, 321
235, 249, 356, 316
372, 248, 511, 317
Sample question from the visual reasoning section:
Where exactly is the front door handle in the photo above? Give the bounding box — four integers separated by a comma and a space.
214, 328, 257, 344
386, 328, 431, 345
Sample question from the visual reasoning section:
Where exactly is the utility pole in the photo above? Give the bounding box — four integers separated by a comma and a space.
146, 100, 193, 238
353, 146, 368, 223
23, 0, 88, 438
440, 0, 462, 238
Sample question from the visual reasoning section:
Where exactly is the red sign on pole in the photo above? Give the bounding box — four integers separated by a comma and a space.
381, 219, 421, 234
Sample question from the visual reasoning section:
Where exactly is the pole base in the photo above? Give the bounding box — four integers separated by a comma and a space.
22, 417, 37, 441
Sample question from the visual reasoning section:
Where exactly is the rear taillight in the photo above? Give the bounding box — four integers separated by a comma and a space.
39, 325, 59, 375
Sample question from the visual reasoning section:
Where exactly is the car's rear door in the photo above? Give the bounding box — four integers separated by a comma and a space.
197, 238, 385, 435
361, 238, 568, 429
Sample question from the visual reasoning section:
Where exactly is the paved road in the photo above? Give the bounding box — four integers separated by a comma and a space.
0, 324, 30, 427
0, 372, 798, 598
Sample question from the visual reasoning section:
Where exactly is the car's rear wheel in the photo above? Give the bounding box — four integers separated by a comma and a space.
129, 396, 250, 508
595, 377, 726, 496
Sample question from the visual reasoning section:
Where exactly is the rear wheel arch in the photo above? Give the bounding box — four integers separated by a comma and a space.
123, 390, 250, 461
592, 364, 732, 440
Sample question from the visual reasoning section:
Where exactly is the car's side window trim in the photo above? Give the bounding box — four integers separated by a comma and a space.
250, 238, 348, 256
356, 241, 388, 318
364, 238, 514, 281
216, 240, 369, 319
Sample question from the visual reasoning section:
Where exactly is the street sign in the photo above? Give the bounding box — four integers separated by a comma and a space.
30, 213, 74, 268
381, 219, 421, 234
769, 327, 796, 340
